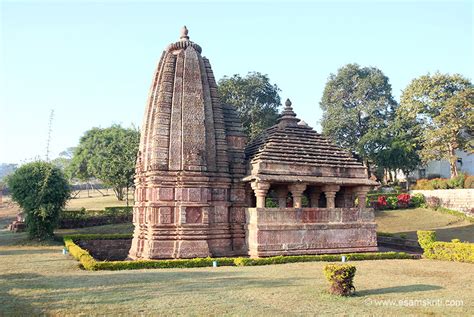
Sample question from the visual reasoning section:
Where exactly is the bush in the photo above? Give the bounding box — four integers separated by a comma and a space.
447, 173, 466, 189
425, 196, 441, 209
413, 179, 434, 190
417, 230, 437, 250
59, 206, 133, 228
425, 242, 474, 263
417, 231, 474, 263
376, 196, 388, 209
397, 193, 411, 208
64, 235, 415, 270
413, 174, 470, 190
410, 193, 425, 208
324, 264, 356, 296
7, 161, 70, 240
386, 196, 398, 209
464, 175, 474, 189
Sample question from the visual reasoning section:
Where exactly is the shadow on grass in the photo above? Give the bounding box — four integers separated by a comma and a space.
0, 248, 62, 256
400, 225, 474, 243
0, 290, 44, 316
357, 284, 443, 296
0, 270, 305, 309
0, 273, 42, 280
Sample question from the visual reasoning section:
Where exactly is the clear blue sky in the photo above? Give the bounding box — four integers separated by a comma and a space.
1, 0, 472, 164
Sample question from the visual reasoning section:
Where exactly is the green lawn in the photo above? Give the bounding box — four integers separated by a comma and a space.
1, 198, 473, 315
0, 245, 472, 316
376, 208, 474, 242
66, 190, 133, 210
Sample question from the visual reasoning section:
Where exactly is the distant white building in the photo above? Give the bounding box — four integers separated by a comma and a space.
409, 150, 473, 180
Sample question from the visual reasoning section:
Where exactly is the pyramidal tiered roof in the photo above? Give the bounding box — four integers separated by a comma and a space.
245, 99, 376, 184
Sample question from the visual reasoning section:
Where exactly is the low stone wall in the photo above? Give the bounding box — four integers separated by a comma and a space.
411, 189, 474, 214
246, 207, 378, 257
77, 239, 132, 261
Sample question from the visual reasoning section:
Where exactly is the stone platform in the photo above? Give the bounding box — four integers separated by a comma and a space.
246, 207, 378, 257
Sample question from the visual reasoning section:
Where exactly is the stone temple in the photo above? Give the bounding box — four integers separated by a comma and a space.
128, 27, 378, 259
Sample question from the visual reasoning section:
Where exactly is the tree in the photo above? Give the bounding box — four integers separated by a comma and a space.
51, 147, 76, 177
320, 64, 397, 174
218, 72, 281, 139
7, 161, 70, 240
69, 125, 140, 202
400, 73, 473, 178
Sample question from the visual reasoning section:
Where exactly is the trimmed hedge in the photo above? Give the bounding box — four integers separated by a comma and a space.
417, 230, 437, 250
59, 206, 133, 228
64, 235, 416, 271
417, 230, 474, 263
234, 252, 414, 266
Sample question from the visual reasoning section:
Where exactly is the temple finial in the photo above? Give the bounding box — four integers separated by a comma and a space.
180, 25, 189, 40
278, 98, 299, 128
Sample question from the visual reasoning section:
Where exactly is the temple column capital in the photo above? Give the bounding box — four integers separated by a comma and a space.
354, 186, 371, 210
251, 181, 271, 208
288, 183, 307, 208
322, 184, 340, 209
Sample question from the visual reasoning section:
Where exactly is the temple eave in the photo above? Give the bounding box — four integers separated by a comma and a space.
242, 174, 379, 186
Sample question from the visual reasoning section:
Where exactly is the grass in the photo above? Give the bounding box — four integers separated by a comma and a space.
66, 190, 133, 210
1, 196, 473, 315
376, 208, 474, 242
0, 246, 472, 315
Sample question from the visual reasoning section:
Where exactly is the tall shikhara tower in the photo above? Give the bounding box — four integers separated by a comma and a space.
128, 27, 247, 259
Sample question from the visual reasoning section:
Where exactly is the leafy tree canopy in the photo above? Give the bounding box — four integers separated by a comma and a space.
399, 72, 473, 177
68, 125, 140, 201
7, 161, 70, 239
218, 72, 281, 139
320, 64, 397, 169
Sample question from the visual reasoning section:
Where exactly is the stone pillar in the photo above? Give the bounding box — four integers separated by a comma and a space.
354, 186, 371, 210
288, 183, 307, 208
251, 181, 271, 208
322, 185, 340, 209
309, 188, 321, 207
275, 186, 288, 208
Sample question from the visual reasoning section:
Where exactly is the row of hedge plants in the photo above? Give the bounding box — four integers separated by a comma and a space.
417, 230, 474, 263
59, 206, 133, 228
367, 193, 425, 210
64, 235, 416, 271
413, 173, 474, 190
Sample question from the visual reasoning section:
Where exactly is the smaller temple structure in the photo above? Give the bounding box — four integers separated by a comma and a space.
244, 99, 379, 257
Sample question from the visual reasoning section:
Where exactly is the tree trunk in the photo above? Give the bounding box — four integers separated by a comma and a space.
113, 187, 124, 201
403, 170, 410, 191
448, 142, 458, 178
126, 186, 129, 206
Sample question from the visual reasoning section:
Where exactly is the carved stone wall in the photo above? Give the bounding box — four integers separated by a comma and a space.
129, 27, 247, 260
245, 208, 378, 257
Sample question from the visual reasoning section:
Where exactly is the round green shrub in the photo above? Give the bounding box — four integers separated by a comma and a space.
386, 196, 398, 209
7, 161, 70, 240
464, 175, 474, 189
410, 193, 426, 208
323, 264, 357, 296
